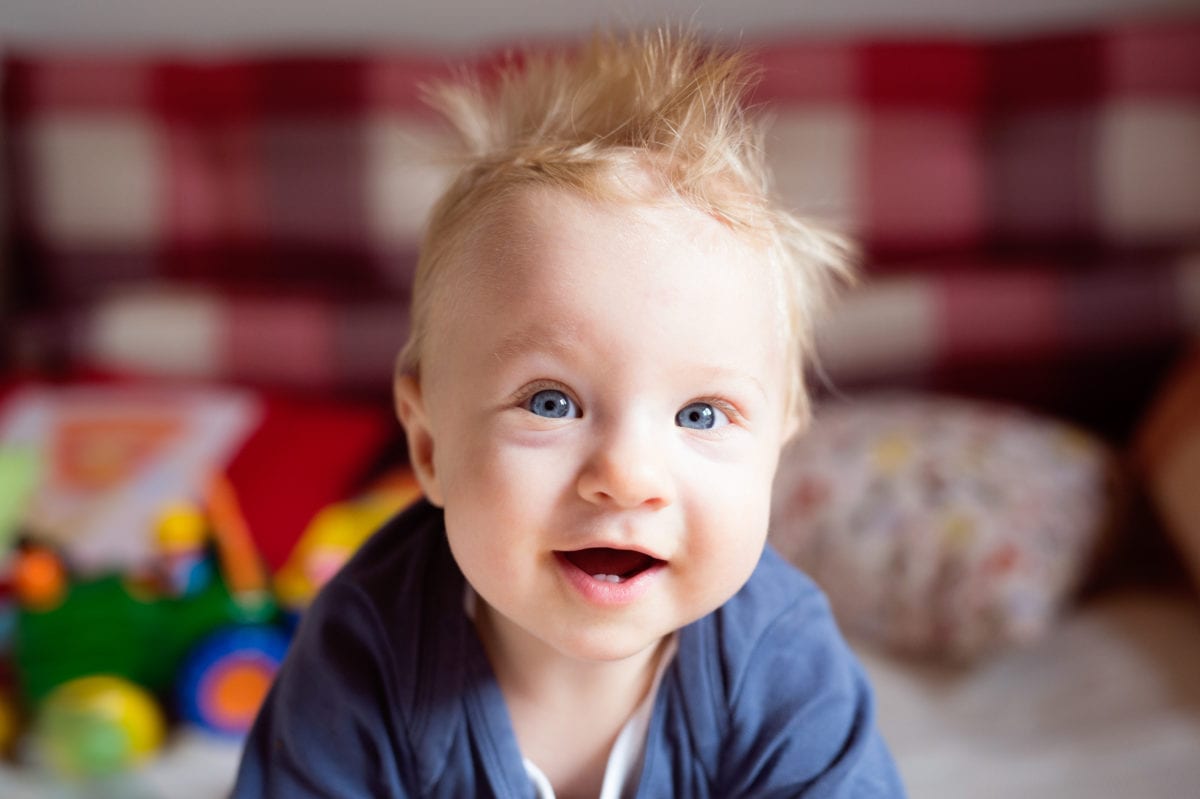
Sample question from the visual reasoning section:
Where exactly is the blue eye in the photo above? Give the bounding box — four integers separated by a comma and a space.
676, 402, 729, 430
528, 389, 578, 419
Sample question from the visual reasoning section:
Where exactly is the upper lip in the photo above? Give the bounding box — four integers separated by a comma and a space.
555, 542, 669, 563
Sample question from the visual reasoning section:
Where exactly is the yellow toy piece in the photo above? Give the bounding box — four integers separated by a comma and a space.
275, 470, 421, 610
154, 502, 208, 552
153, 501, 212, 597
36, 675, 166, 777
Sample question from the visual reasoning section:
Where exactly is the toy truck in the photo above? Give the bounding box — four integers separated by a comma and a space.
8, 476, 290, 776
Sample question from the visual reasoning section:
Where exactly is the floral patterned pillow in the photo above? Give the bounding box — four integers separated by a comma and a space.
770, 393, 1122, 661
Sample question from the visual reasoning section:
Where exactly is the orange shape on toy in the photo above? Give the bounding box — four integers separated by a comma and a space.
212, 661, 272, 725
13, 548, 67, 609
55, 417, 182, 490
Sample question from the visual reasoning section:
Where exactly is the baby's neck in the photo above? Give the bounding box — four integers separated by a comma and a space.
475, 604, 669, 798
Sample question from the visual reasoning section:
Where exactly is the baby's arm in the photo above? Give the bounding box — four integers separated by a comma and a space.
232, 581, 412, 797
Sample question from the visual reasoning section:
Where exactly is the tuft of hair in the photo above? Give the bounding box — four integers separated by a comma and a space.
398, 26, 855, 424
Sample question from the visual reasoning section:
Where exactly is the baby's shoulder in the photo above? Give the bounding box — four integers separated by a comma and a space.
707, 545, 841, 666
664, 548, 897, 795
296, 498, 467, 711
333, 498, 451, 608
677, 545, 863, 733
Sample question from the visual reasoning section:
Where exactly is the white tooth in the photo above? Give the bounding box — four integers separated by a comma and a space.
591, 573, 624, 583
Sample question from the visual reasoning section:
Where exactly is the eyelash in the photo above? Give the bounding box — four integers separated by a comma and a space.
514, 380, 581, 412
512, 383, 744, 426
691, 396, 742, 425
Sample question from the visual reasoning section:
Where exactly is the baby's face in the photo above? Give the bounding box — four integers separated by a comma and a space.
400, 186, 792, 663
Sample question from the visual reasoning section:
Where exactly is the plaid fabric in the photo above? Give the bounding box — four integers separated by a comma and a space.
33, 250, 1194, 405
2, 18, 1199, 427
3, 54, 446, 303
73, 287, 410, 391
5, 20, 1198, 296
755, 21, 1200, 259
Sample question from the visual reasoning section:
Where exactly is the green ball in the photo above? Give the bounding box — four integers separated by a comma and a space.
35, 676, 165, 777
42, 708, 131, 776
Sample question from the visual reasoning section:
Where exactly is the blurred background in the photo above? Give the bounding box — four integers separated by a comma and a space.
4, 0, 1200, 45
1, 1, 1199, 797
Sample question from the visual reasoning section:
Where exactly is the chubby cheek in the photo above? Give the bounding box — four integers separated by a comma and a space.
704, 494, 770, 574
678, 463, 774, 612
438, 427, 566, 557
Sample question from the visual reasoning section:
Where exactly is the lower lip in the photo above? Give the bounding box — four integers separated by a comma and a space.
554, 553, 666, 606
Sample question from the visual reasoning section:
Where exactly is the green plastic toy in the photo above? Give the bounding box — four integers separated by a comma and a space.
15, 566, 275, 705
0, 448, 40, 552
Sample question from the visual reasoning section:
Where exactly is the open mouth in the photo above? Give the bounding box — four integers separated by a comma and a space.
558, 547, 665, 584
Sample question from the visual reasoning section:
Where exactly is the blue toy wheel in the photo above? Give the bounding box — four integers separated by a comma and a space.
176, 625, 289, 737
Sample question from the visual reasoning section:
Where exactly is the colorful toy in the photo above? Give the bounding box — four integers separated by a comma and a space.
11, 543, 68, 611
0, 387, 261, 575
176, 625, 290, 737
14, 547, 276, 706
153, 502, 211, 597
274, 469, 420, 612
34, 675, 165, 777
12, 474, 284, 765
205, 474, 271, 605
0, 448, 40, 553
3, 465, 416, 777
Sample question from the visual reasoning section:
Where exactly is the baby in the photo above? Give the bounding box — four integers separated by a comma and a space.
234, 29, 905, 798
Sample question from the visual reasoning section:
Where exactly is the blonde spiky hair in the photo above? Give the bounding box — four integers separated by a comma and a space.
398, 27, 853, 425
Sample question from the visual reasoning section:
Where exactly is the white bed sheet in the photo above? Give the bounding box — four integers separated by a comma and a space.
859, 588, 1200, 798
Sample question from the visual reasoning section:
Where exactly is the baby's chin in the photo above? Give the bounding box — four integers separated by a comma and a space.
540, 602, 714, 664
547, 627, 673, 665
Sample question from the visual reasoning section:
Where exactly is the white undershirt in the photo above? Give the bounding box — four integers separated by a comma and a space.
464, 587, 678, 799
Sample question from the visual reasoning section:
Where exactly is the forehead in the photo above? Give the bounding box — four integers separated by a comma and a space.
470, 186, 771, 300
425, 185, 787, 385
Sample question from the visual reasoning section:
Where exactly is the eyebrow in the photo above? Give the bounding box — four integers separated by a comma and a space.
696, 366, 769, 401
490, 321, 585, 364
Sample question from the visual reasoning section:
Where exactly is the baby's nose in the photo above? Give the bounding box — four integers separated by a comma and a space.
575, 423, 673, 510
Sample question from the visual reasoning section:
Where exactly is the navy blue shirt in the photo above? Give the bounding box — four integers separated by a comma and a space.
234, 500, 905, 797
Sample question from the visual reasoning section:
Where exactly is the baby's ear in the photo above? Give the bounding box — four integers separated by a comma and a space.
394, 374, 445, 507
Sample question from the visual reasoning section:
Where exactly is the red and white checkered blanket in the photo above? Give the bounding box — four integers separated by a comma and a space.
3, 18, 1198, 434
